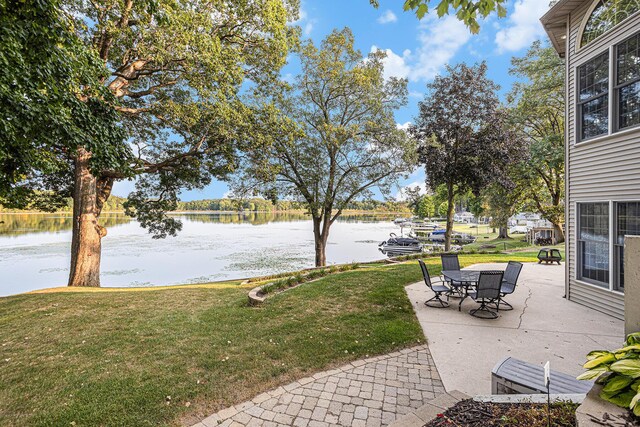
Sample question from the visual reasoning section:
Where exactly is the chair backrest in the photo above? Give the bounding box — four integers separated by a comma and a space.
441, 254, 460, 272
418, 259, 433, 289
504, 261, 523, 286
476, 271, 504, 300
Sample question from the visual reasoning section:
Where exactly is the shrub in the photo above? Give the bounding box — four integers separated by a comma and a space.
578, 332, 640, 417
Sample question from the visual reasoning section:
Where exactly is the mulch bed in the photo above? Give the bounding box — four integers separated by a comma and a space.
424, 399, 579, 427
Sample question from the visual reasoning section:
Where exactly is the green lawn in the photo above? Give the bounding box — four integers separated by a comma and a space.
0, 254, 545, 426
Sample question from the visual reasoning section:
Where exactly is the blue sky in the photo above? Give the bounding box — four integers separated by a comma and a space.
112, 0, 553, 201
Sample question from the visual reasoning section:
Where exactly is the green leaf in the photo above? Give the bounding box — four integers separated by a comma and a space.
416, 4, 429, 19
601, 389, 636, 408
587, 350, 613, 361
631, 391, 640, 413
615, 344, 640, 354
496, 4, 507, 18
611, 359, 640, 378
602, 374, 635, 394
584, 353, 616, 369
437, 1, 449, 16
578, 365, 611, 380
627, 332, 640, 346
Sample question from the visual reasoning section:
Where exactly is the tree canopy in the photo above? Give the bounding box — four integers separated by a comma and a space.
0, 0, 127, 211
1, 0, 298, 286
412, 63, 519, 249
369, 0, 507, 33
236, 28, 414, 266
508, 40, 565, 242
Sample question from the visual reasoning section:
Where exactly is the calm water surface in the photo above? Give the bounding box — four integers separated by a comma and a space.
0, 212, 400, 296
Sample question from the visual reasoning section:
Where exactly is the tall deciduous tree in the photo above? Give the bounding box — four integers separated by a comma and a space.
416, 195, 435, 219
0, 0, 126, 212
508, 40, 565, 243
1, 0, 297, 287
369, 0, 507, 33
412, 63, 517, 251
237, 28, 414, 267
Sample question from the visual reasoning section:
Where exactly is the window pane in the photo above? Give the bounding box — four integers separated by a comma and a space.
619, 81, 640, 129
579, 52, 609, 101
582, 96, 609, 139
615, 202, 640, 291
617, 33, 640, 85
579, 202, 610, 287
581, 0, 640, 47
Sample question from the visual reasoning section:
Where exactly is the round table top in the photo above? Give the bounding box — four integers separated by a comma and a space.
441, 270, 481, 282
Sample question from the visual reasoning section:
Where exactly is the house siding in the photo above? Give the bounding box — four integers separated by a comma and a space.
565, 1, 640, 320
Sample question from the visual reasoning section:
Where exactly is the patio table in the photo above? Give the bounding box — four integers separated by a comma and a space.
441, 270, 484, 311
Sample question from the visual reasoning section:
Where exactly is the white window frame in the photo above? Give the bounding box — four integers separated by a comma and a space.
574, 32, 640, 144
576, 201, 612, 289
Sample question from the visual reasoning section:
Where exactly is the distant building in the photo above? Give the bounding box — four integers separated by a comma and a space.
454, 212, 475, 223
509, 212, 543, 226
541, 0, 640, 320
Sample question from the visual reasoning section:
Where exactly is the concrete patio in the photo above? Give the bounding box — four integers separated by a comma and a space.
405, 262, 625, 396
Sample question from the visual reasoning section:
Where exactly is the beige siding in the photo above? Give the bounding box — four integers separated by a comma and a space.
566, 1, 640, 320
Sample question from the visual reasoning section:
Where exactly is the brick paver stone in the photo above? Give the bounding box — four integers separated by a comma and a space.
191, 345, 440, 426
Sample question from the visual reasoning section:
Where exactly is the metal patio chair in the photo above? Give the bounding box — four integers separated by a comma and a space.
418, 259, 451, 308
497, 261, 523, 311
440, 254, 464, 297
468, 270, 504, 319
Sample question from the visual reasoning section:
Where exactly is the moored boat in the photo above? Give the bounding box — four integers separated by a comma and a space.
378, 233, 423, 254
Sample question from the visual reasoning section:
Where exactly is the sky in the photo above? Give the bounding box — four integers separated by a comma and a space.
112, 0, 553, 202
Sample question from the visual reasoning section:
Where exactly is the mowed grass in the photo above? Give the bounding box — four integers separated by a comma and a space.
0, 254, 546, 427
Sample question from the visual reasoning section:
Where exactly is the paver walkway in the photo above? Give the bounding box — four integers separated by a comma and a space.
191, 345, 442, 427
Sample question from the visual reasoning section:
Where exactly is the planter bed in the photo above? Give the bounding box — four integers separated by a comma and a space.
424, 398, 579, 427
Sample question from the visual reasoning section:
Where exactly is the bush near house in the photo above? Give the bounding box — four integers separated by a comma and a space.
578, 332, 640, 418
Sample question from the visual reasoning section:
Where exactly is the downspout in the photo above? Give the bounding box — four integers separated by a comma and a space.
564, 13, 570, 300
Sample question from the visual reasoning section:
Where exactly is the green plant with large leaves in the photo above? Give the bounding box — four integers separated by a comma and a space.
578, 332, 640, 417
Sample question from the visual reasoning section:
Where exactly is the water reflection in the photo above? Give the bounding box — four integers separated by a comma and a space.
0, 212, 398, 235
0, 213, 130, 236
0, 212, 401, 296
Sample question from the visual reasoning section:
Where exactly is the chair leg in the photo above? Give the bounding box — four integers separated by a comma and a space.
497, 297, 513, 311
469, 300, 498, 319
425, 293, 449, 308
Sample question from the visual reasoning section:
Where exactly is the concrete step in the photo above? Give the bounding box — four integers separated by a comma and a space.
388, 390, 470, 427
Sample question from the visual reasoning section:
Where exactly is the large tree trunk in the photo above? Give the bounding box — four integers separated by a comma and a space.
68, 148, 106, 287
444, 182, 455, 252
553, 222, 565, 244
312, 217, 328, 267
497, 226, 509, 239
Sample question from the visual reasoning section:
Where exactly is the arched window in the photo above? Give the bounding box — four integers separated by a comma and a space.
580, 0, 640, 48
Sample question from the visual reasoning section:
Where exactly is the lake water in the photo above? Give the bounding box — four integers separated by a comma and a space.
0, 212, 401, 296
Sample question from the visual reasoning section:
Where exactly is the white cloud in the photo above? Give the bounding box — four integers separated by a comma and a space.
372, 15, 471, 83
395, 181, 428, 201
372, 46, 412, 80
377, 9, 397, 24
292, 4, 315, 36
411, 16, 471, 81
495, 0, 550, 52
303, 21, 314, 36
396, 122, 411, 131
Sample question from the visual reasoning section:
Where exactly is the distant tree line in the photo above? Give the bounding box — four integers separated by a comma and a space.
1, 197, 409, 213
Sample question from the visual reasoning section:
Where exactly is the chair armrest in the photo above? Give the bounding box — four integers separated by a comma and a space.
433, 276, 450, 287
